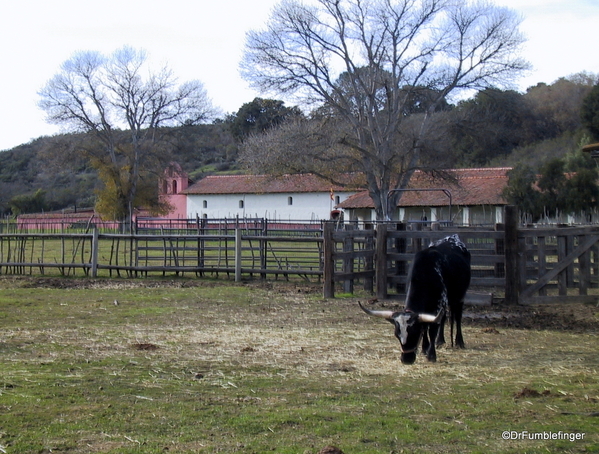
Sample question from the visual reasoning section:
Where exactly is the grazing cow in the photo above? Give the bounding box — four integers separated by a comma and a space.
360, 234, 471, 364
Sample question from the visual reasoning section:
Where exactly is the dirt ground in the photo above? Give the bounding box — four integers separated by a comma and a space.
360, 294, 599, 333
462, 300, 599, 333
3, 275, 598, 333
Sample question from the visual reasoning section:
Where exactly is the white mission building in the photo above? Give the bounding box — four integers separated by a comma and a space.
183, 173, 358, 221
162, 167, 510, 226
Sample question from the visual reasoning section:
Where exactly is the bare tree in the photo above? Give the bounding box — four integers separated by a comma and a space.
39, 47, 217, 225
241, 0, 528, 219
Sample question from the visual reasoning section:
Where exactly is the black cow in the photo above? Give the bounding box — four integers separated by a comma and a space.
360, 234, 471, 364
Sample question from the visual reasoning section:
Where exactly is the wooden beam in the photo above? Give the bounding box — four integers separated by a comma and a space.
464, 292, 494, 306
322, 222, 335, 298
504, 205, 520, 304
521, 295, 598, 305
375, 224, 388, 299
582, 142, 599, 152
520, 234, 599, 299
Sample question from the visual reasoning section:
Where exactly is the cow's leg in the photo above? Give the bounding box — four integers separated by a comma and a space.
425, 323, 439, 362
421, 325, 430, 355
453, 304, 465, 349
436, 313, 446, 347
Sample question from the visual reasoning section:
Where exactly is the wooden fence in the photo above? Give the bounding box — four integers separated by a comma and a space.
323, 206, 599, 304
517, 225, 599, 304
2, 206, 598, 304
0, 230, 323, 280
322, 223, 506, 301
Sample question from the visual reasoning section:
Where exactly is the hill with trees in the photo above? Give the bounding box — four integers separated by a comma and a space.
1, 73, 599, 220
0, 123, 239, 217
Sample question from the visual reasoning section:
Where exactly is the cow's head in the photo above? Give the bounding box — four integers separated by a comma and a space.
359, 302, 443, 364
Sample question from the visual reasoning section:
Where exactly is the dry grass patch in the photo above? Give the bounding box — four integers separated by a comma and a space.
0, 277, 597, 453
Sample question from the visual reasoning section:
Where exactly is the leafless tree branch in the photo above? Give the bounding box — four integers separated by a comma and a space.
241, 0, 528, 219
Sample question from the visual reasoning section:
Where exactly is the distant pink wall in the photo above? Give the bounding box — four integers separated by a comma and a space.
159, 162, 189, 219
162, 193, 187, 219
17, 210, 122, 230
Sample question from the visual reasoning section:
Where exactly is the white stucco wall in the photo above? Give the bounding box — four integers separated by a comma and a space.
187, 192, 356, 220
346, 205, 506, 226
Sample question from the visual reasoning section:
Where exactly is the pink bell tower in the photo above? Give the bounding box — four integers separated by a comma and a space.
159, 162, 189, 219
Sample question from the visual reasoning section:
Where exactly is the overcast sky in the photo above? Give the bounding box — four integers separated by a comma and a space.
1, 0, 598, 151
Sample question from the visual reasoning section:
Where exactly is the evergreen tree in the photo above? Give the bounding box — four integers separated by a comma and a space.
581, 84, 599, 141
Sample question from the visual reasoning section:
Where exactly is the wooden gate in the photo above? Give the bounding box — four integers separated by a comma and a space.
517, 226, 599, 304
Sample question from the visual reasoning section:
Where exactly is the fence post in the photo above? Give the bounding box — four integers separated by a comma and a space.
395, 222, 406, 294
579, 234, 590, 296
343, 227, 354, 294
494, 222, 505, 278
91, 228, 99, 278
235, 228, 242, 282
556, 231, 566, 295
364, 229, 374, 293
323, 222, 335, 298
260, 218, 267, 280
375, 223, 388, 300
196, 216, 205, 277
504, 205, 520, 305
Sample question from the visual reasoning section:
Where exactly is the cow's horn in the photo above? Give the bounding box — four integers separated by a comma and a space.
358, 302, 394, 319
418, 310, 444, 324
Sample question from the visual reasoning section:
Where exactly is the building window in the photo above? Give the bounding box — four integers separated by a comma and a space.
239, 200, 244, 209
335, 195, 340, 204
288, 196, 293, 205
172, 180, 178, 194
203, 200, 208, 209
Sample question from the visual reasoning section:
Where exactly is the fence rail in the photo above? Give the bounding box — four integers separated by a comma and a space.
2, 207, 599, 304
322, 207, 599, 304
0, 231, 324, 280
322, 224, 507, 300
4, 215, 329, 235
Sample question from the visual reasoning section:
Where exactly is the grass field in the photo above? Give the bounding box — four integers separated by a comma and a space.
0, 276, 598, 453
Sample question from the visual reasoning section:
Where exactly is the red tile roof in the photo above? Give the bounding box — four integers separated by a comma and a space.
338, 167, 511, 208
183, 168, 511, 208
183, 173, 361, 195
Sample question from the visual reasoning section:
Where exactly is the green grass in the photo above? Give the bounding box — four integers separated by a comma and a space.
0, 277, 597, 453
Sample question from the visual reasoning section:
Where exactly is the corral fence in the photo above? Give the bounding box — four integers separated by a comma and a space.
1, 207, 598, 304
0, 228, 324, 281
322, 217, 506, 302
5, 214, 329, 235
323, 206, 599, 304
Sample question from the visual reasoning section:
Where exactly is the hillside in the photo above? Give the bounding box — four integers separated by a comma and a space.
0, 123, 239, 216
1, 74, 597, 217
